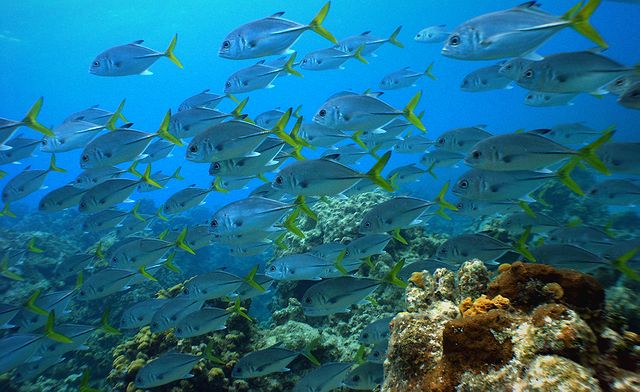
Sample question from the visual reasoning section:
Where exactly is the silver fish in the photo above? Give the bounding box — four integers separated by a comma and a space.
228, 242, 273, 258
343, 234, 391, 263
236, 274, 274, 300
73, 166, 129, 189
77, 268, 145, 301
178, 89, 227, 111
224, 54, 301, 93
498, 57, 535, 80
547, 226, 614, 254
619, 81, 640, 109
120, 299, 169, 330
531, 243, 609, 271
320, 144, 370, 165
219, 3, 336, 59
209, 197, 294, 236
343, 361, 384, 390
82, 208, 132, 233
138, 139, 174, 164
464, 131, 612, 172
80, 116, 180, 169
532, 122, 607, 146
292, 362, 353, 392
78, 166, 159, 213
182, 270, 250, 301
394, 135, 434, 154
359, 196, 437, 234
90, 35, 182, 76
300, 46, 367, 71
41, 120, 104, 153
434, 125, 492, 153
12, 290, 75, 332
150, 298, 203, 333
162, 183, 215, 216
503, 212, 562, 233
232, 345, 307, 378
0, 303, 20, 329
313, 91, 425, 131
420, 149, 464, 169
442, 0, 606, 60
301, 276, 380, 316
452, 168, 579, 201
272, 152, 393, 196
336, 26, 403, 56
0, 334, 45, 374
186, 118, 286, 163
12, 355, 64, 383
517, 49, 630, 94
596, 142, 640, 174
586, 179, 640, 205
0, 97, 54, 145
461, 63, 513, 92
414, 25, 450, 43
63, 103, 127, 126
0, 136, 40, 165
38, 184, 86, 212
435, 233, 523, 264
605, 73, 640, 96
174, 307, 231, 338
452, 199, 521, 218
169, 103, 245, 139
359, 316, 393, 345
388, 164, 428, 187
367, 339, 388, 363
135, 352, 201, 388
2, 155, 65, 206
256, 106, 300, 129
266, 253, 340, 281
524, 91, 578, 107
380, 64, 435, 90
399, 259, 456, 280
209, 139, 284, 178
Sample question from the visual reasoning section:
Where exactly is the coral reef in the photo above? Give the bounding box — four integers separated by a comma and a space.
383, 261, 640, 392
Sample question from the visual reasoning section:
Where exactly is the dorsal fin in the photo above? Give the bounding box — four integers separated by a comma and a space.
271, 11, 285, 17
201, 88, 210, 93
120, 122, 135, 129
256, 59, 266, 65
516, 1, 540, 9
130, 40, 144, 45
360, 31, 371, 36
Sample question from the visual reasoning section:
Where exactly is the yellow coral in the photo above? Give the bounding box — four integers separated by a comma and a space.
460, 295, 511, 317
543, 282, 564, 300
409, 271, 425, 288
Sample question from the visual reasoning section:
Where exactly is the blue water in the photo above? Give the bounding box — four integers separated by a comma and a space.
1, 0, 640, 390
1, 0, 639, 209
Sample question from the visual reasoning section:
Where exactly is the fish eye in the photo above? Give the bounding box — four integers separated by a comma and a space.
211, 219, 218, 227
363, 222, 371, 228
415, 33, 422, 38
41, 139, 47, 145
222, 40, 231, 49
449, 35, 460, 46
524, 69, 534, 78
456, 202, 464, 209
362, 333, 368, 339
189, 145, 198, 153
631, 91, 640, 98
225, 81, 232, 88
505, 64, 512, 70
93, 61, 100, 67
437, 137, 445, 145
615, 79, 624, 87
269, 265, 276, 271
471, 150, 481, 159
345, 250, 350, 256
353, 375, 361, 382
458, 179, 469, 189
81, 154, 89, 162
213, 162, 221, 170
112, 256, 117, 263
235, 367, 242, 373
274, 176, 283, 185
304, 297, 312, 304
318, 109, 327, 117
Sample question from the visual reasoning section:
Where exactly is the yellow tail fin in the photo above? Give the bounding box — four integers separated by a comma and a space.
104, 99, 126, 131
352, 45, 368, 64
556, 160, 585, 196
44, 311, 73, 343
283, 53, 303, 77
387, 26, 404, 48
577, 129, 614, 174
164, 34, 184, 68
402, 91, 426, 132
424, 62, 436, 80
175, 227, 196, 255
141, 164, 162, 189
22, 97, 54, 137
309, 2, 338, 44
365, 151, 394, 192
157, 110, 183, 146
231, 97, 249, 119
568, 0, 607, 48
48, 154, 66, 173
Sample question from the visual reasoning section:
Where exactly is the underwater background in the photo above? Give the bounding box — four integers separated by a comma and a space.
0, 0, 639, 391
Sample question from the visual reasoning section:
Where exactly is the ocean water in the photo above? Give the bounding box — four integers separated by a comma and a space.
0, 0, 639, 391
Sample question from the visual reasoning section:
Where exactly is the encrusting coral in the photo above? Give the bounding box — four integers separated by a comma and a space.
383, 260, 640, 392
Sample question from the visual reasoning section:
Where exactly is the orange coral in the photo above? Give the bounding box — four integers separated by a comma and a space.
409, 271, 425, 288
459, 295, 510, 317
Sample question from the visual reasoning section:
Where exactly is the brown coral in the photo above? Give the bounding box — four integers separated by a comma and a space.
486, 262, 604, 317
